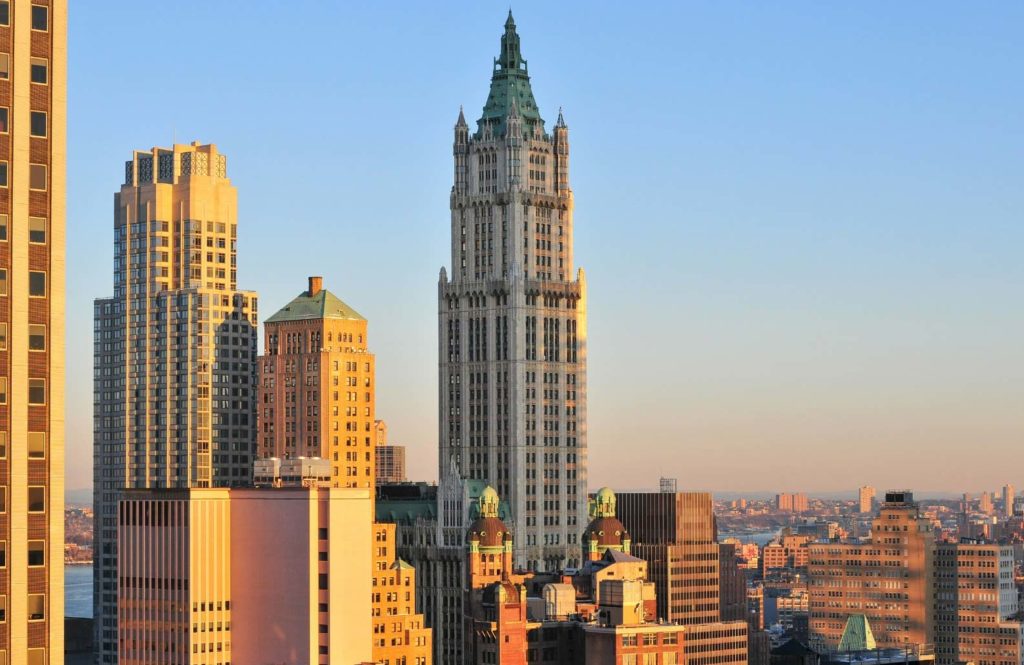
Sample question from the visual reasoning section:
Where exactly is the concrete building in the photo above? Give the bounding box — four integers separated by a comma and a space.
252, 456, 331, 487
374, 420, 407, 485
616, 491, 721, 625
438, 11, 588, 572
0, 2, 67, 662
762, 534, 811, 573
257, 276, 374, 497
372, 522, 432, 665
719, 543, 748, 623
979, 491, 993, 515
933, 540, 1022, 665
93, 143, 258, 661
117, 487, 372, 665
775, 494, 808, 514
1003, 484, 1015, 518
808, 491, 935, 652
858, 486, 875, 514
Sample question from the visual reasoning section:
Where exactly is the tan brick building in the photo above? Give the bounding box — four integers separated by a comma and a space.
808, 491, 935, 652
0, 1, 66, 662
258, 276, 374, 495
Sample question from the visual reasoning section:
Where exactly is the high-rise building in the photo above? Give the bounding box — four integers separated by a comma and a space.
1003, 484, 1014, 518
258, 279, 431, 664
93, 142, 258, 661
117, 486, 373, 665
775, 493, 809, 513
616, 491, 721, 625
858, 486, 875, 514
933, 540, 1021, 665
808, 491, 935, 652
374, 419, 407, 485
437, 11, 587, 571
257, 276, 374, 495
0, 2, 66, 661
979, 491, 993, 515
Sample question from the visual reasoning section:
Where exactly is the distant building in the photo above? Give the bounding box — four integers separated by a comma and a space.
808, 491, 934, 652
374, 420, 407, 485
117, 487, 373, 665
775, 493, 809, 513
858, 486, 875, 514
719, 543, 748, 623
253, 456, 331, 487
979, 491, 993, 515
762, 534, 811, 573
1003, 484, 1015, 518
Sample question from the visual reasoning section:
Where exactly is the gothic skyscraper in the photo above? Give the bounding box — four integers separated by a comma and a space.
438, 13, 588, 571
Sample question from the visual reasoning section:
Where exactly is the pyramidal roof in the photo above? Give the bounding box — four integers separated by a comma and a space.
838, 614, 877, 652
265, 287, 365, 323
476, 11, 545, 138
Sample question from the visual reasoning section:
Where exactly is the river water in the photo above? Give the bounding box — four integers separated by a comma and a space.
66, 564, 92, 618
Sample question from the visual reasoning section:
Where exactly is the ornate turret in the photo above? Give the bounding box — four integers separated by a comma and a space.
467, 486, 515, 581
582, 487, 631, 561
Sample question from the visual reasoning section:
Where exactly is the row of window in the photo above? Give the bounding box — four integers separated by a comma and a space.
0, 214, 48, 242
0, 53, 49, 84
0, 269, 47, 296
0, 485, 48, 512
0, 2, 51, 31
0, 161, 49, 190
0, 539, 46, 566
0, 377, 47, 405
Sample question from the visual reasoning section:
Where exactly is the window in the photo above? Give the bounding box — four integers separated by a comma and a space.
0, 595, 4, 622
29, 217, 46, 243
30, 57, 47, 84
28, 649, 44, 665
31, 4, 47, 31
0, 108, 7, 133
0, 432, 4, 458
0, 487, 6, 513
0, 323, 5, 349
0, 162, 7, 188
28, 432, 44, 458
27, 593, 44, 620
28, 540, 43, 566
28, 486, 45, 512
29, 271, 45, 296
29, 163, 46, 190
0, 378, 6, 404
28, 378, 44, 404
0, 541, 5, 567
0, 214, 6, 240
0, 54, 7, 80
30, 111, 46, 137
28, 324, 45, 351
0, 2, 8, 26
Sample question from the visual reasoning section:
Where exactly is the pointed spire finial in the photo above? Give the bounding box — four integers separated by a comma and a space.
506, 9, 515, 30
456, 105, 467, 127
556, 106, 566, 128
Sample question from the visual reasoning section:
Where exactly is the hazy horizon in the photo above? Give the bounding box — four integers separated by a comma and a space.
66, 2, 1023, 494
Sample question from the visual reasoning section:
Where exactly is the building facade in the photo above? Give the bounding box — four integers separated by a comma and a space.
0, 1, 66, 662
808, 491, 935, 652
375, 420, 407, 485
257, 276, 375, 495
437, 12, 588, 572
117, 487, 372, 665
94, 142, 258, 661
858, 486, 875, 514
617, 491, 721, 625
933, 540, 1022, 665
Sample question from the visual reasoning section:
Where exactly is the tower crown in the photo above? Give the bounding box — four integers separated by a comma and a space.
477, 12, 544, 138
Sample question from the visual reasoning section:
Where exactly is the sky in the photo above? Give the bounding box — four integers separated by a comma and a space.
66, 2, 1023, 496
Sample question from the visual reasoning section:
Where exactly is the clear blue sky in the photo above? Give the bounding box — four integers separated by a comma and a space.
67, 2, 1023, 495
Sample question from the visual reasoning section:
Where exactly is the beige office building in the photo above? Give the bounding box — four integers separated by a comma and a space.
858, 486, 875, 514
933, 540, 1021, 665
118, 487, 372, 665
0, 1, 66, 662
808, 491, 935, 652
94, 142, 258, 660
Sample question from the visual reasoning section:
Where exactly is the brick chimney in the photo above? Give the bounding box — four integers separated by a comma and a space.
308, 275, 323, 296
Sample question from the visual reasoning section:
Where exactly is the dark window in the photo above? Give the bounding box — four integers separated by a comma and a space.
28, 325, 45, 351
31, 5, 47, 31
30, 58, 46, 84
28, 379, 44, 405
29, 217, 45, 243
318, 573, 328, 590
0, 163, 7, 188
28, 541, 44, 566
0, 2, 9, 26
0, 108, 7, 133
28, 487, 45, 512
30, 111, 46, 137
29, 271, 45, 296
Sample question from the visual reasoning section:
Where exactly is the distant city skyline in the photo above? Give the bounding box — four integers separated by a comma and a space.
67, 2, 1024, 493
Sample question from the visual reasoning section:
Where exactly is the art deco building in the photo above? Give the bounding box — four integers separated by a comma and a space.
808, 491, 935, 653
0, 1, 66, 662
257, 276, 375, 495
933, 540, 1021, 665
117, 486, 373, 665
93, 142, 258, 661
438, 11, 587, 571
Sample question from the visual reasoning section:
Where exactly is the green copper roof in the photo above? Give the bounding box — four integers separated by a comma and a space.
476, 11, 545, 138
838, 614, 877, 652
265, 288, 365, 323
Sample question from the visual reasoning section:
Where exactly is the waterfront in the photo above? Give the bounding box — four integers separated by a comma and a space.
66, 564, 92, 618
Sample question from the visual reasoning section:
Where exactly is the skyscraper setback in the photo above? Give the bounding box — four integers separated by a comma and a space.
438, 11, 587, 571
0, 1, 67, 660
93, 142, 258, 660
